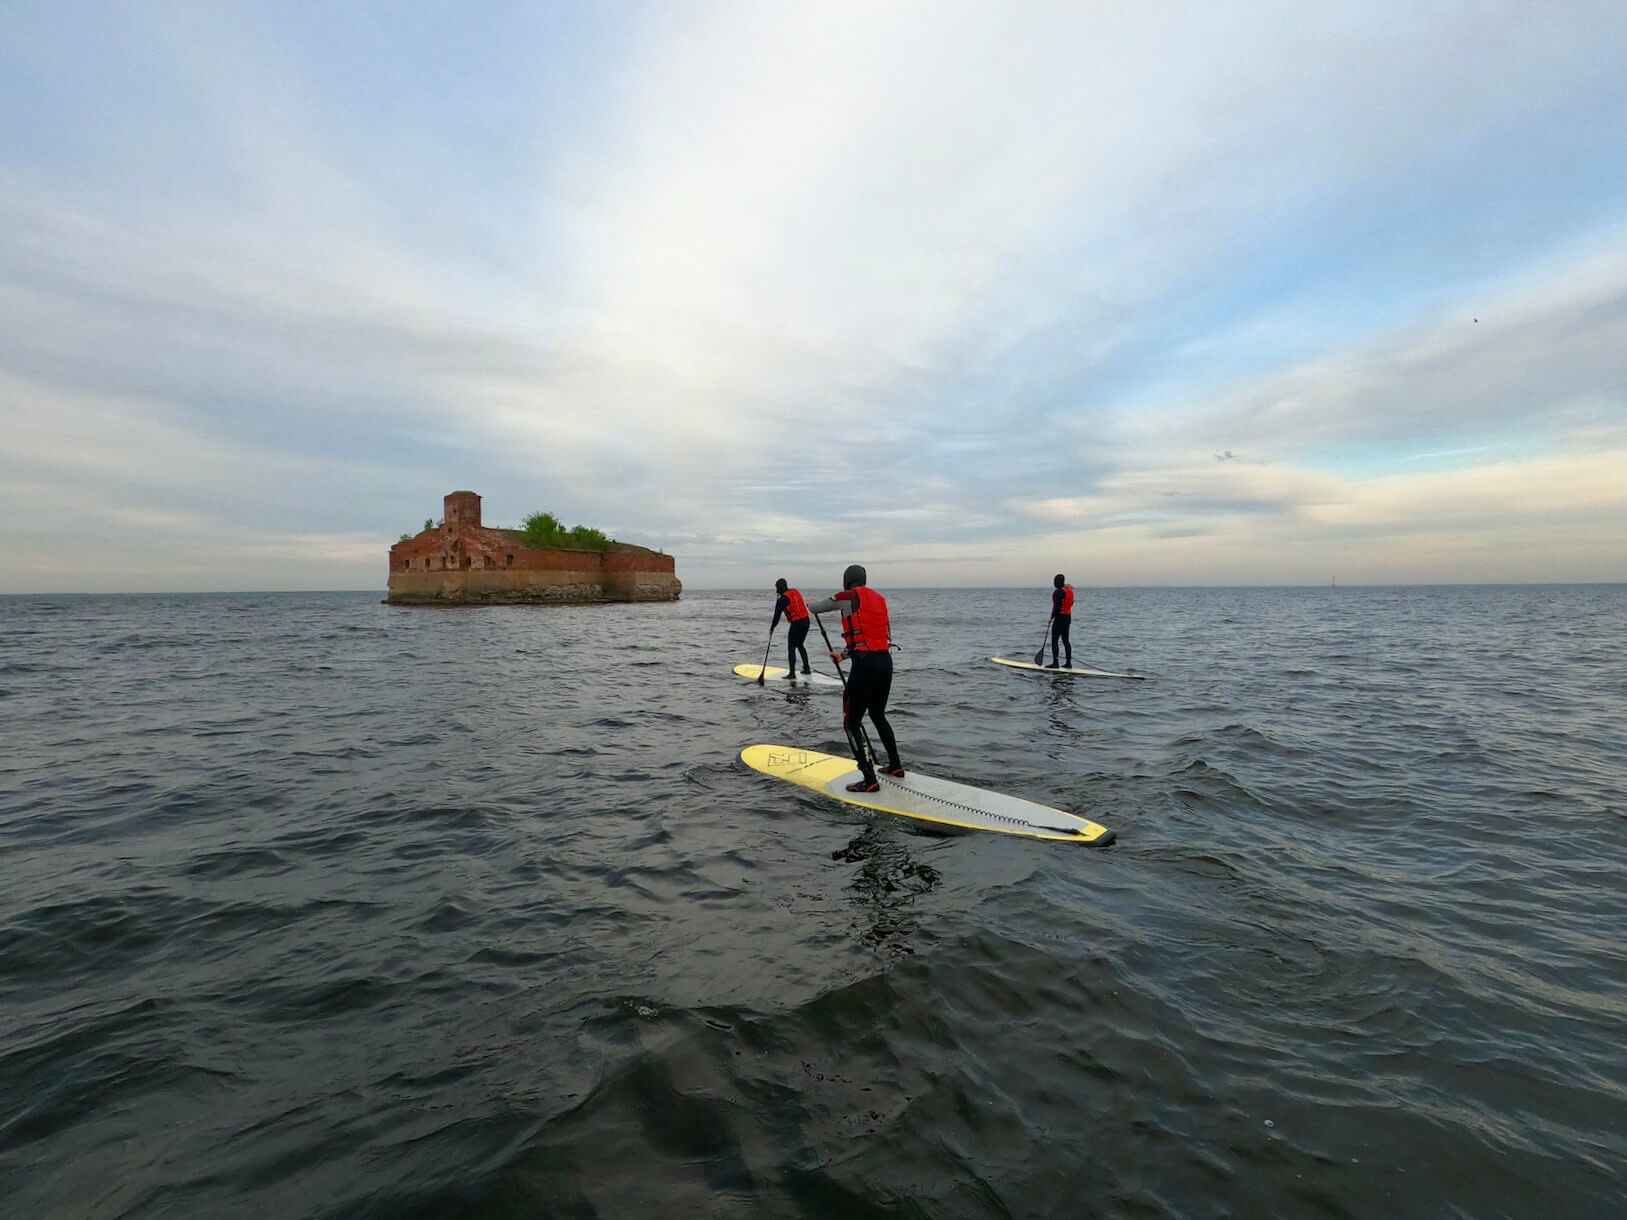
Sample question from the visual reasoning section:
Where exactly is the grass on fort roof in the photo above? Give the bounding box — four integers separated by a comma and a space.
400, 512, 623, 551
518, 511, 611, 551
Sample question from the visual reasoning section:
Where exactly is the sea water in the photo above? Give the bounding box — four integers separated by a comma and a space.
1, 586, 1623, 1217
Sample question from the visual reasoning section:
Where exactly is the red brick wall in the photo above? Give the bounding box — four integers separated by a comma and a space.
386, 512, 678, 603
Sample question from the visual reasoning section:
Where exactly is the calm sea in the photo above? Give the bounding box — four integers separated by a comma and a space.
1, 586, 1623, 1218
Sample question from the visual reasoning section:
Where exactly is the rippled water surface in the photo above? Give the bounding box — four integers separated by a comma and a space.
2, 586, 1624, 1218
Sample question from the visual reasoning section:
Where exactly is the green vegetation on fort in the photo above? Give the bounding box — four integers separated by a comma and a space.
520, 511, 611, 551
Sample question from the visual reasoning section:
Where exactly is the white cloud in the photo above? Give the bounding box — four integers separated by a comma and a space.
1302, 450, 1626, 528
1, 0, 1622, 589
1098, 231, 1627, 467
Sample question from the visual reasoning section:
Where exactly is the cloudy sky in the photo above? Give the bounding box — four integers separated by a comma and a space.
2, 1, 1622, 592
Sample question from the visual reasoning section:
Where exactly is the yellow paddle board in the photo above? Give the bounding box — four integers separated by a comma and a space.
733, 663, 844, 690
741, 745, 1114, 845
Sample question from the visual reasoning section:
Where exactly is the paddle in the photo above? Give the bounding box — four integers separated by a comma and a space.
814, 611, 879, 776
757, 629, 773, 685
1033, 620, 1051, 667
813, 612, 847, 692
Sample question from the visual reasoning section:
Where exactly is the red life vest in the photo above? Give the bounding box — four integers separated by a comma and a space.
782, 588, 809, 622
842, 587, 890, 652
1057, 584, 1075, 615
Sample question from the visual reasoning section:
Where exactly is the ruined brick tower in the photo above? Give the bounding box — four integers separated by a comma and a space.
443, 490, 481, 533
387, 489, 680, 604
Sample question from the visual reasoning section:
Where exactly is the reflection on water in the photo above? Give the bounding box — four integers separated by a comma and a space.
833, 826, 944, 958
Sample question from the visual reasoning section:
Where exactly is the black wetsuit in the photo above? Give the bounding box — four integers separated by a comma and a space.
808, 586, 901, 783
845, 650, 900, 782
771, 594, 812, 674
1051, 587, 1073, 667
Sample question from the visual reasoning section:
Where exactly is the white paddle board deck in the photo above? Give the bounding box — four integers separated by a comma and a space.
734, 663, 844, 690
741, 745, 1114, 845
991, 657, 1146, 680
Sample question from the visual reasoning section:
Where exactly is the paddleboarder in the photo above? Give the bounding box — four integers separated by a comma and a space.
1048, 573, 1074, 669
808, 564, 905, 793
770, 578, 813, 677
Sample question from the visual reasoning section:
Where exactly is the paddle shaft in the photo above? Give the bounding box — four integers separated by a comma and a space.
813, 611, 846, 690
813, 611, 878, 773
758, 625, 773, 685
1034, 619, 1051, 667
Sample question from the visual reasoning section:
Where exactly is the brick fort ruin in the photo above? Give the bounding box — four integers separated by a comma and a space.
387, 491, 681, 605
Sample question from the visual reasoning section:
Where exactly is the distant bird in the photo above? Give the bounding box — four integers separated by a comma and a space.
1474, 318, 1479, 323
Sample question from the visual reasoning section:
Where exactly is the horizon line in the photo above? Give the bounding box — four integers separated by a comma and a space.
4, 581, 1624, 598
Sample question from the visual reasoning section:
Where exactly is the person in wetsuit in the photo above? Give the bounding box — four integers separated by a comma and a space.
1049, 573, 1074, 668
807, 564, 904, 793
770, 577, 812, 677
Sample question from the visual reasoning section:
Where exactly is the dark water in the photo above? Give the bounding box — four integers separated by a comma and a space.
2, 586, 1624, 1218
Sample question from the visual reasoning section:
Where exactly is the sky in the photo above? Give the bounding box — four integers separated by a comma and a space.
1, 0, 1622, 592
